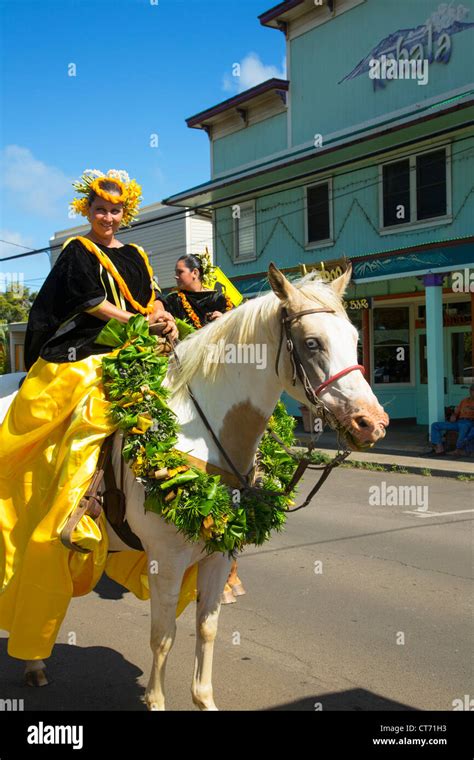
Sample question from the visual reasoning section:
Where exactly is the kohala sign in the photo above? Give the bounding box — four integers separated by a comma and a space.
339, 3, 474, 90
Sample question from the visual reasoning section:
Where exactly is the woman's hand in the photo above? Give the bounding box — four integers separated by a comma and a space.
150, 310, 178, 342
206, 310, 223, 321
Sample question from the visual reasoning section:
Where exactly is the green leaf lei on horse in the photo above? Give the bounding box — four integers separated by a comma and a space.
97, 315, 309, 556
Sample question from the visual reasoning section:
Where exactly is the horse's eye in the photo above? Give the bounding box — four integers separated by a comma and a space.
305, 337, 321, 351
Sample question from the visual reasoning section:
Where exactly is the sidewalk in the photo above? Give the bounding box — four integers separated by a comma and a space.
294, 420, 474, 479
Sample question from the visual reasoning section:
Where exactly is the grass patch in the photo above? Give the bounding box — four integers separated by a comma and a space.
342, 460, 386, 472
391, 464, 409, 474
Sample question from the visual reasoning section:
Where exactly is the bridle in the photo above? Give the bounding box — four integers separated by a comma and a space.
276, 305, 365, 423
171, 304, 366, 513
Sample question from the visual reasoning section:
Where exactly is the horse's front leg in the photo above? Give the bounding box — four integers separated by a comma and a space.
192, 552, 232, 711
145, 541, 194, 711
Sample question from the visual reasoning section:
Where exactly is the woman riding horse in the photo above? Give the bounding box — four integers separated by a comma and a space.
0, 169, 194, 669
166, 253, 246, 604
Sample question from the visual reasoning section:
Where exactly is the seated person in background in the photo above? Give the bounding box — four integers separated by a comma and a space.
430, 384, 474, 456
465, 424, 474, 456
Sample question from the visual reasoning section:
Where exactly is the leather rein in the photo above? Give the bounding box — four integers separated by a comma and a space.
172, 305, 365, 513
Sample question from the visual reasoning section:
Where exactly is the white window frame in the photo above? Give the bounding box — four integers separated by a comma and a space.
304, 177, 334, 250
232, 200, 256, 263
378, 143, 452, 235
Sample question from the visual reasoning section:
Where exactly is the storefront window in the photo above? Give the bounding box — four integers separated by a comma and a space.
444, 301, 471, 324
451, 332, 473, 385
418, 301, 471, 323
373, 307, 410, 383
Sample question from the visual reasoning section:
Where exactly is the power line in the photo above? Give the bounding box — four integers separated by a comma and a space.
2, 146, 472, 277
1, 132, 473, 265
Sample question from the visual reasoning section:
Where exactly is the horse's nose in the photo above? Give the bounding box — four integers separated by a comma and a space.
351, 414, 387, 442
353, 415, 372, 430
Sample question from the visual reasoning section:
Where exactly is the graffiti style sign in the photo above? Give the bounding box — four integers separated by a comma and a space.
339, 3, 474, 90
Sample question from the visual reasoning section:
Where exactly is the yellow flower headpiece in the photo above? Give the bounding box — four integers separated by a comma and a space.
70, 169, 142, 227
197, 247, 216, 289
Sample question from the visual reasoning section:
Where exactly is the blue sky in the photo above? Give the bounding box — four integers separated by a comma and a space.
0, 0, 285, 292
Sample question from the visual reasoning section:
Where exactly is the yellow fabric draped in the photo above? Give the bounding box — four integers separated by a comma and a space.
0, 352, 197, 661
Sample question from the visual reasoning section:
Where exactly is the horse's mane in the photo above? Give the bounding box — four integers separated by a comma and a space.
169, 272, 347, 396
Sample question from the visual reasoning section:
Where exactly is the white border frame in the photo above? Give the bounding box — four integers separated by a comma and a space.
378, 142, 452, 235
232, 199, 257, 264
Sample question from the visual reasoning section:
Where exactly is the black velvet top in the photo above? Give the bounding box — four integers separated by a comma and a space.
165, 289, 229, 328
24, 238, 164, 370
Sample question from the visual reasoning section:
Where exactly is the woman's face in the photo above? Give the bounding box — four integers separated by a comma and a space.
175, 261, 199, 290
87, 195, 124, 240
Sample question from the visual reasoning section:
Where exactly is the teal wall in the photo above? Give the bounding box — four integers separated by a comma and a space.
209, 0, 474, 426
290, 0, 474, 145
212, 112, 287, 176
215, 134, 474, 277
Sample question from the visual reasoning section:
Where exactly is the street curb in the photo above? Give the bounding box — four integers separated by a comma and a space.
293, 443, 474, 480
339, 458, 473, 480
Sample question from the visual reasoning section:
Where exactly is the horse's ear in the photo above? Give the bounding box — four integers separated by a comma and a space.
268, 262, 298, 302
331, 264, 352, 297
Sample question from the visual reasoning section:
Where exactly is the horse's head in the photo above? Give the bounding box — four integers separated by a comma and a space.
268, 263, 389, 450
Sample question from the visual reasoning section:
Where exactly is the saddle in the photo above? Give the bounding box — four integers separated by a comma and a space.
60, 433, 143, 554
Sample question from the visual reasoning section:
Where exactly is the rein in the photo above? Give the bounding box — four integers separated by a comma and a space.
169, 305, 365, 513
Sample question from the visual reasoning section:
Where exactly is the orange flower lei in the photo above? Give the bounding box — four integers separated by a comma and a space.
177, 291, 234, 329
178, 291, 202, 328
90, 177, 126, 203
72, 236, 156, 315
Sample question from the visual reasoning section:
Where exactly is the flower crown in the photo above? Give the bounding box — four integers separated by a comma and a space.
196, 247, 216, 288
70, 169, 142, 227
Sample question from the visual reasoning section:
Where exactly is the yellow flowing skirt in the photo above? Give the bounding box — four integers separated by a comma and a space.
0, 352, 197, 661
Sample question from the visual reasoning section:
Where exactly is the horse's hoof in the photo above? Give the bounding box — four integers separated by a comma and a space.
221, 585, 236, 604
230, 577, 246, 596
192, 695, 219, 711
144, 694, 165, 711
25, 669, 50, 687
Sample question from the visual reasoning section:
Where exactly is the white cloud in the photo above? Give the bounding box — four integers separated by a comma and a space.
222, 53, 287, 94
0, 146, 73, 218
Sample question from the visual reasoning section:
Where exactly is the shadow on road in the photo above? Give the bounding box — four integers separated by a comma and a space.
268, 688, 417, 711
0, 639, 146, 710
93, 573, 128, 600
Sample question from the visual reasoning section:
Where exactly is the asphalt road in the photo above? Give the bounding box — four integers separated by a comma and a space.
1, 468, 472, 712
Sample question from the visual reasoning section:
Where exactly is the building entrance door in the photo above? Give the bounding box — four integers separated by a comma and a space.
415, 326, 472, 423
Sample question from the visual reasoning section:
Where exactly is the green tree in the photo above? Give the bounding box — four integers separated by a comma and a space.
0, 324, 7, 375
0, 284, 38, 374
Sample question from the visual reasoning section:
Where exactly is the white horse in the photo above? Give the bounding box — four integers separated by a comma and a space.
0, 264, 388, 710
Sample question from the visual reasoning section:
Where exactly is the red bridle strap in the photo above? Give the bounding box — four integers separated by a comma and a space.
314, 364, 365, 396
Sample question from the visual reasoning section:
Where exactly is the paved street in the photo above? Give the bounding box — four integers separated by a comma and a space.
1, 468, 472, 711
